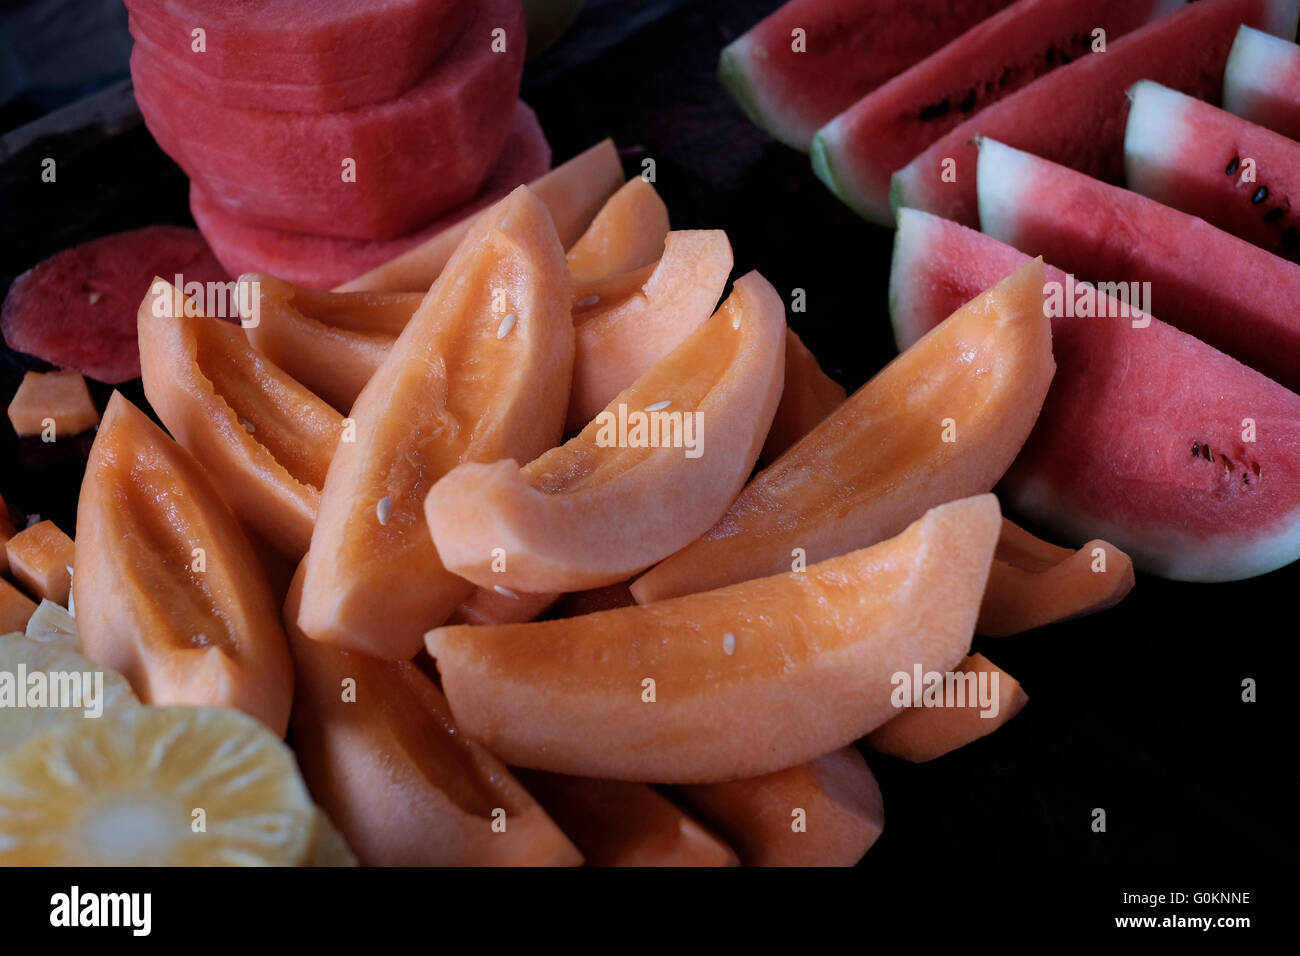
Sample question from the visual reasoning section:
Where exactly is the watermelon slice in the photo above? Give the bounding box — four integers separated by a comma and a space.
811, 0, 1180, 225
123, 0, 470, 113
890, 0, 1300, 227
1125, 80, 1300, 263
190, 102, 551, 290
718, 0, 1017, 152
1, 226, 228, 384
891, 207, 1300, 582
978, 138, 1300, 394
131, 0, 525, 239
1224, 25, 1300, 138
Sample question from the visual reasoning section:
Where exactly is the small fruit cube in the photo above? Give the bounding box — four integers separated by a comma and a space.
0, 579, 37, 633
5, 521, 74, 605
6, 370, 99, 438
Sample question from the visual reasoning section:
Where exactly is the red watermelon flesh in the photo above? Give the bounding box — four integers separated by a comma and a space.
124, 0, 470, 113
1, 226, 228, 384
890, 0, 1300, 227
811, 0, 1182, 225
131, 0, 525, 239
719, 0, 1017, 152
190, 102, 551, 290
1224, 25, 1300, 139
891, 207, 1300, 582
1125, 80, 1300, 263
978, 138, 1300, 394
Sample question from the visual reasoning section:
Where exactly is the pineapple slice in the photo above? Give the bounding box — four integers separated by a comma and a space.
0, 706, 316, 865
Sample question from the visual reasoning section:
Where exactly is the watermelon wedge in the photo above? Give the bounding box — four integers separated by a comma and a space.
977, 138, 1300, 394
892, 207, 1300, 582
811, 0, 1181, 225
718, 0, 1016, 152
890, 0, 1300, 227
1125, 80, 1300, 263
1224, 25, 1300, 138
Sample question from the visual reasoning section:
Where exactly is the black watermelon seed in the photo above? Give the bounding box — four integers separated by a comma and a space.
959, 89, 977, 113
1191, 442, 1201, 457
919, 98, 950, 121
1046, 48, 1058, 66
1252, 186, 1268, 204
1265, 207, 1284, 223
1225, 156, 1240, 175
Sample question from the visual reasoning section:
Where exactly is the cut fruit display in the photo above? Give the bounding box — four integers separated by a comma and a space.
138, 279, 344, 558
565, 176, 670, 284
1224, 25, 1300, 138
0, 705, 317, 865
672, 746, 885, 866
5, 520, 75, 605
130, 0, 525, 239
337, 138, 624, 293
297, 187, 574, 660
426, 495, 1001, 784
978, 138, 1300, 394
74, 393, 295, 732
190, 101, 552, 290
891, 208, 1300, 582
810, 0, 1179, 224
718, 0, 1017, 151
864, 654, 1028, 762
890, 0, 1299, 227
1125, 80, 1300, 263
6, 370, 99, 437
631, 258, 1053, 604
425, 270, 786, 594
760, 328, 846, 462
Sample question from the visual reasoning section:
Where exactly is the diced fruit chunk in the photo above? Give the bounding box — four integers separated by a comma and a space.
566, 176, 670, 284
6, 370, 99, 437
5, 520, 74, 605
0, 580, 37, 634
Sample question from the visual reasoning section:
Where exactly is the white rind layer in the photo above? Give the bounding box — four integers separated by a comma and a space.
975, 138, 1036, 246
1123, 80, 1197, 204
1224, 24, 1299, 117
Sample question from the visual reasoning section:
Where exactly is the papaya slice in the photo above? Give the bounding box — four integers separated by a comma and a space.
760, 329, 846, 462
565, 176, 670, 284
425, 270, 786, 594
6, 370, 99, 438
449, 586, 559, 627
864, 653, 1028, 762
336, 139, 623, 293
298, 186, 575, 660
512, 769, 738, 866
242, 274, 422, 413
425, 494, 1001, 783
567, 230, 735, 430
4, 520, 74, 605
74, 392, 294, 733
283, 568, 581, 866
138, 279, 344, 558
631, 258, 1054, 604
0, 580, 37, 633
980, 519, 1135, 637
672, 746, 885, 867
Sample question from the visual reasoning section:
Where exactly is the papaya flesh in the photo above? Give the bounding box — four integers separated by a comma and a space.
138, 279, 343, 558
565, 176, 670, 284
0, 579, 37, 633
6, 370, 99, 437
864, 653, 1028, 762
980, 518, 1135, 637
298, 186, 575, 660
283, 567, 580, 867
448, 586, 559, 627
631, 258, 1054, 604
672, 746, 885, 866
426, 494, 1001, 783
425, 270, 786, 594
4, 520, 74, 605
760, 328, 846, 463
74, 393, 294, 734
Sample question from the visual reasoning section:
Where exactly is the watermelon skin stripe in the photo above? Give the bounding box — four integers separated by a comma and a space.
1224, 25, 1300, 139
890, 208, 1300, 583
890, 0, 1300, 227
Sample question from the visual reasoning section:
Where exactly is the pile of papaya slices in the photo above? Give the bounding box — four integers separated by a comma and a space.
59, 140, 1136, 867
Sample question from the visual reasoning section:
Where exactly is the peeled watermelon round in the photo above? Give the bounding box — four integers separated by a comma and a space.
191, 102, 551, 290
1, 226, 228, 384
131, 0, 526, 239
123, 0, 470, 112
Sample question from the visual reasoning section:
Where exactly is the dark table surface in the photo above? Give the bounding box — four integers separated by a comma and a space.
0, 0, 1294, 867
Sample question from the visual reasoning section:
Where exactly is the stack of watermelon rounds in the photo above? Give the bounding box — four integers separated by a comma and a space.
126, 0, 551, 289
723, 0, 1300, 585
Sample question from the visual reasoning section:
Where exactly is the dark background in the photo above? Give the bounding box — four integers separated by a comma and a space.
0, 0, 1295, 869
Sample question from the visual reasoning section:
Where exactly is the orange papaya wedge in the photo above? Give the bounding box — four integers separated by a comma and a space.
74, 393, 293, 733
298, 186, 575, 660
449, 585, 559, 627
864, 653, 1028, 762
567, 229, 734, 430
138, 279, 344, 558
283, 567, 581, 867
425, 269, 786, 594
565, 176, 670, 284
336, 139, 623, 293
512, 770, 738, 866
760, 328, 846, 463
979, 519, 1135, 637
672, 746, 885, 866
425, 494, 1001, 783
4, 520, 74, 605
631, 258, 1054, 604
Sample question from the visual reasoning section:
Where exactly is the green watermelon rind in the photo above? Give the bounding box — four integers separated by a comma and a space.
718, 37, 809, 153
